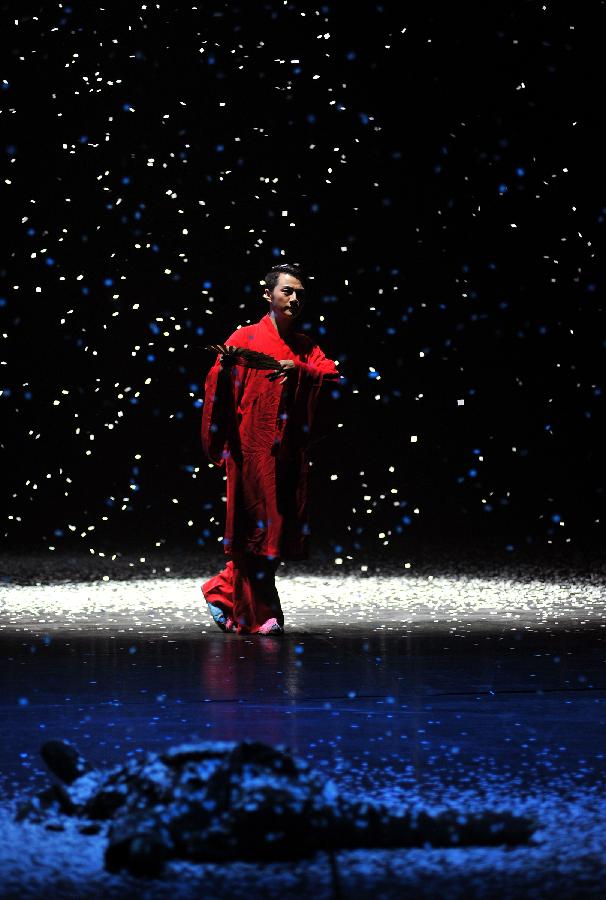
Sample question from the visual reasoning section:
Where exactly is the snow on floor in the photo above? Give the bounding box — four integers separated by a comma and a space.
1, 570, 605, 634
1, 781, 605, 898
2, 554, 604, 896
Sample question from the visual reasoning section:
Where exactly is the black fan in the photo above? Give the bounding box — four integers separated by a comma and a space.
205, 343, 281, 370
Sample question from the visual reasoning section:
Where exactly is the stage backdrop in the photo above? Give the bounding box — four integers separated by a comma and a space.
2, 3, 604, 560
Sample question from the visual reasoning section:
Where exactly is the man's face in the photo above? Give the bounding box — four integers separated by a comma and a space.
264, 273, 305, 321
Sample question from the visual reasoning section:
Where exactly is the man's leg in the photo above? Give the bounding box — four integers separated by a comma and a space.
249, 554, 284, 630
228, 553, 283, 634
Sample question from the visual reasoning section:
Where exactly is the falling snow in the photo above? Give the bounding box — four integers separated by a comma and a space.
1, 5, 604, 565
2, 6, 606, 897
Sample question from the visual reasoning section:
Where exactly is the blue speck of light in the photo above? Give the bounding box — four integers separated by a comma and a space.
468, 469, 478, 477
551, 514, 561, 523
103, 278, 113, 287
45, 257, 55, 266
272, 247, 282, 258
516, 167, 525, 176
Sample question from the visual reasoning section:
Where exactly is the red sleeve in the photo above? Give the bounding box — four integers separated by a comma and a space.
201, 361, 235, 466
200, 327, 248, 466
296, 342, 341, 382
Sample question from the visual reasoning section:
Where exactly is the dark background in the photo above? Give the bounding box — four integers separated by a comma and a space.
2, 1, 605, 565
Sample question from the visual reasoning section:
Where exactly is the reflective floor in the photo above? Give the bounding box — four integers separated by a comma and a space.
1, 552, 605, 897
2, 626, 605, 795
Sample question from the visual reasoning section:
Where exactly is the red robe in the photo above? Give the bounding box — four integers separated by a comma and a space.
201, 312, 340, 561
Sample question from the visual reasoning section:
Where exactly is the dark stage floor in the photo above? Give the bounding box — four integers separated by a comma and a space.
0, 549, 605, 898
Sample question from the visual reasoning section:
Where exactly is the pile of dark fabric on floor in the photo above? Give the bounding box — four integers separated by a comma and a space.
18, 739, 535, 877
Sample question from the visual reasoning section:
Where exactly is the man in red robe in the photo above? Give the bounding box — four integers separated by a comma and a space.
201, 264, 340, 635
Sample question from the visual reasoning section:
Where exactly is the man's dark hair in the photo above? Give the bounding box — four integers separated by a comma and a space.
264, 263, 306, 292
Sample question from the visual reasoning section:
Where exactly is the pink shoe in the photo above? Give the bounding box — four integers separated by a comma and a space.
257, 617, 284, 635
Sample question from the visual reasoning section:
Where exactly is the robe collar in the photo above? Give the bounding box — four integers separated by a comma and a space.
259, 312, 300, 354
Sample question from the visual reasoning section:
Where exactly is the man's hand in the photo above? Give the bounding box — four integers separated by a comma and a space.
219, 354, 238, 370
267, 359, 297, 384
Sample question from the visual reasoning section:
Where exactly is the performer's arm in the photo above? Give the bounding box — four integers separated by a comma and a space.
201, 338, 243, 466
268, 344, 340, 383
